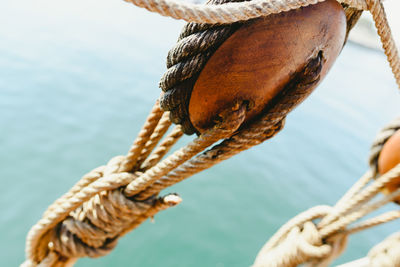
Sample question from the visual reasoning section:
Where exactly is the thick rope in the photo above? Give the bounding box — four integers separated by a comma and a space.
123, 102, 247, 196
124, 0, 368, 24
136, 49, 324, 199
24, 102, 247, 266
159, 0, 245, 134
124, 0, 400, 92
24, 44, 328, 266
159, 2, 361, 134
24, 0, 400, 265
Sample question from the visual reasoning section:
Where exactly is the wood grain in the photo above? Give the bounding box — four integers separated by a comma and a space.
189, 0, 347, 133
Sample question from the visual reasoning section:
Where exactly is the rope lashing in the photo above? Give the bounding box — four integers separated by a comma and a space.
253, 118, 400, 267
23, 103, 246, 266
253, 167, 400, 267
24, 42, 326, 266
23, 0, 400, 265
160, 1, 361, 134
159, 0, 245, 134
369, 117, 400, 176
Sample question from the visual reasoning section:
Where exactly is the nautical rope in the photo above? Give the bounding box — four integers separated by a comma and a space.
369, 117, 400, 176
368, 232, 400, 267
23, 102, 248, 266
253, 118, 400, 267
124, 0, 368, 23
24, 46, 322, 266
120, 101, 165, 172
253, 167, 400, 267
124, 0, 400, 90
160, 2, 361, 134
23, 0, 400, 265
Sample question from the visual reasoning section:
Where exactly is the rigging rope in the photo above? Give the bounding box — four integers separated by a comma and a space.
22, 0, 400, 266
253, 118, 400, 267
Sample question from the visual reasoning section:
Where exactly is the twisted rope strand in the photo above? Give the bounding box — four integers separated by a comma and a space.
124, 0, 368, 25
318, 164, 400, 231
120, 101, 164, 172
345, 210, 400, 235
124, 103, 247, 197
141, 125, 184, 170
135, 112, 172, 169
366, 0, 400, 88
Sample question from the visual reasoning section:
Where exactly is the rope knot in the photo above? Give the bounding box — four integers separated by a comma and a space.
253, 205, 350, 267
368, 232, 400, 267
253, 220, 349, 267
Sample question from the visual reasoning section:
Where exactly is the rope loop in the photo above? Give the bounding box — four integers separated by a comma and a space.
253, 206, 349, 267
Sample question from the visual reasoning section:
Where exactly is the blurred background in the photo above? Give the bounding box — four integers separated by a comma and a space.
1, 0, 399, 266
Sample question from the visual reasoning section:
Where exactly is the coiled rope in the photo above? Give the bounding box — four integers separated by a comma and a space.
23, 0, 400, 266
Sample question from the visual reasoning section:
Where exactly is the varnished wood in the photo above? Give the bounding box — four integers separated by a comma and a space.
188, 0, 347, 133
378, 130, 400, 203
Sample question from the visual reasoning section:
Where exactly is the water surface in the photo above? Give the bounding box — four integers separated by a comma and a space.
1, 1, 399, 266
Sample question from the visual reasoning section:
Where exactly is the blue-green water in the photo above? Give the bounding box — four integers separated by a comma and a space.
1, 1, 399, 266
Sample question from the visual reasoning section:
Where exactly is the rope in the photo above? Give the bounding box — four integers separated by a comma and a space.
368, 232, 400, 267
159, 1, 361, 134
24, 48, 321, 265
159, 0, 244, 134
124, 0, 400, 91
124, 0, 368, 24
23, 0, 400, 265
253, 118, 400, 267
123, 102, 247, 197
23, 102, 248, 266
369, 117, 400, 176
120, 100, 165, 172
140, 125, 184, 170
137, 49, 324, 199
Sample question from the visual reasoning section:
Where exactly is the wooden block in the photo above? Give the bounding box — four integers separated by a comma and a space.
378, 130, 400, 203
188, 0, 347, 133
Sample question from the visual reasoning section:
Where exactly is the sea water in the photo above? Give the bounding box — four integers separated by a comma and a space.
1, 1, 399, 266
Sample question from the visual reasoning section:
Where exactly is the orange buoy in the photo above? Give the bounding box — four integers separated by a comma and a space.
378, 130, 400, 203
188, 0, 347, 133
